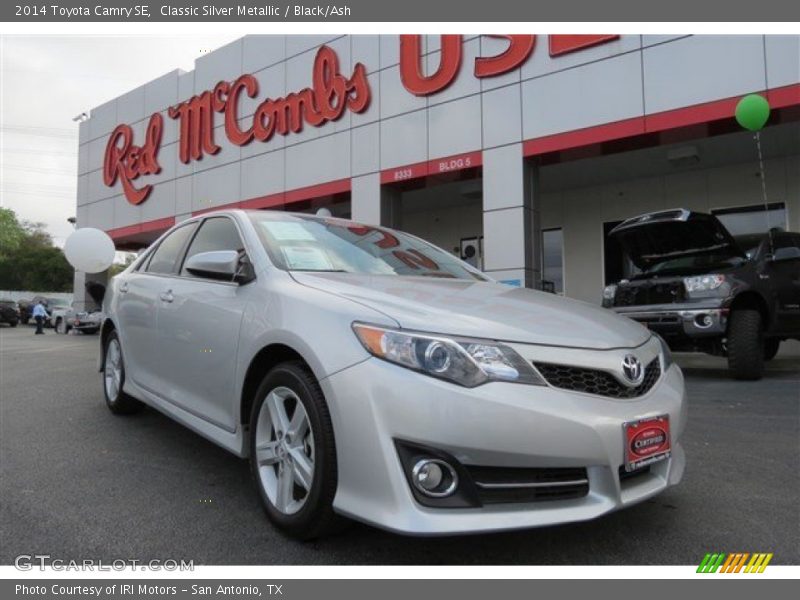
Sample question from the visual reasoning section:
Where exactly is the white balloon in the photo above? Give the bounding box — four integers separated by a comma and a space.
64, 228, 116, 273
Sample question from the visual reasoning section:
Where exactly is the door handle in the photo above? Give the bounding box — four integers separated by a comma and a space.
119, 282, 129, 293
159, 290, 174, 303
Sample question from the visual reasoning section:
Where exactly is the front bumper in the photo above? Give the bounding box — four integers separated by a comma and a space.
321, 340, 686, 535
613, 304, 728, 341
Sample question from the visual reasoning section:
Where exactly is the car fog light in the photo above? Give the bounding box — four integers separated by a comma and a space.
695, 314, 713, 328
411, 459, 458, 497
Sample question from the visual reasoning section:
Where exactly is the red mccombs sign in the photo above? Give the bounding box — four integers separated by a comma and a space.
103, 34, 618, 205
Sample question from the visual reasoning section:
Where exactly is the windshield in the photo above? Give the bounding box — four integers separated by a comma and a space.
47, 299, 70, 308
249, 213, 488, 281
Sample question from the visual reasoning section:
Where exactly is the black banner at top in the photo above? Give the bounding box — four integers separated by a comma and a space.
3, 0, 800, 22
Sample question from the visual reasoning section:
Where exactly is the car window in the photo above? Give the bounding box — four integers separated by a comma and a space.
145, 223, 198, 275
180, 217, 245, 277
773, 233, 800, 251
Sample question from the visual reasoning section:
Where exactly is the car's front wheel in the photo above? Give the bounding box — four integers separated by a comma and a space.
727, 309, 765, 380
102, 331, 144, 415
249, 361, 339, 540
55, 318, 66, 334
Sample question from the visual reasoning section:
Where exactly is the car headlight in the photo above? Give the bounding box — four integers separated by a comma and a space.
352, 323, 546, 388
602, 284, 618, 300
683, 274, 725, 293
653, 333, 673, 371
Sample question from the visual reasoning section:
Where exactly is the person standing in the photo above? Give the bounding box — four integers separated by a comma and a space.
32, 300, 48, 335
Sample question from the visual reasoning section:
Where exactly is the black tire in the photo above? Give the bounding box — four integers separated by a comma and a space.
727, 309, 765, 380
54, 318, 64, 334
83, 327, 99, 335
763, 338, 780, 361
21, 318, 28, 325
9, 321, 17, 328
249, 361, 340, 540
102, 331, 144, 415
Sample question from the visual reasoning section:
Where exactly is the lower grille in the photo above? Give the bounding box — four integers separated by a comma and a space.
465, 466, 589, 505
533, 358, 661, 399
619, 464, 651, 483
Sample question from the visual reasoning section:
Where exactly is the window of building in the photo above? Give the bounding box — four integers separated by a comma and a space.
144, 223, 197, 275
180, 217, 245, 277
541, 228, 564, 294
711, 202, 787, 236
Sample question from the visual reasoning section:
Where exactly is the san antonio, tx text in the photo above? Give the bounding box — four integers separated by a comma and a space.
19, 4, 352, 18
16, 584, 282, 596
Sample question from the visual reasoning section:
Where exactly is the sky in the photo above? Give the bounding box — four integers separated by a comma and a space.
0, 34, 239, 247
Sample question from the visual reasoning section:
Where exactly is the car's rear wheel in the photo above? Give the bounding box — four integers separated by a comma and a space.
249, 361, 339, 540
727, 309, 765, 380
55, 318, 65, 334
102, 331, 144, 415
763, 338, 780, 361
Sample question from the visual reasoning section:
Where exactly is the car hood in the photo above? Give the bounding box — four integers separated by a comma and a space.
609, 208, 746, 270
291, 273, 650, 350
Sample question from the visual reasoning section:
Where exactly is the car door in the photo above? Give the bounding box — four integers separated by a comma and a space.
765, 233, 800, 334
154, 216, 251, 432
114, 222, 197, 392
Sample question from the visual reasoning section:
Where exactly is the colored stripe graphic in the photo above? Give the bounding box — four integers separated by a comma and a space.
698, 552, 772, 573
697, 553, 727, 573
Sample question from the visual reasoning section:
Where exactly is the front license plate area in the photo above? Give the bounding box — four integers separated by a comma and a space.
623, 415, 671, 472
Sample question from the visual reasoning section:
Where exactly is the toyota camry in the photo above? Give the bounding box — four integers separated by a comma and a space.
99, 210, 686, 538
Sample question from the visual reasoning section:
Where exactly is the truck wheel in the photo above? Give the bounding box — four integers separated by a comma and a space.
763, 339, 780, 361
727, 310, 765, 380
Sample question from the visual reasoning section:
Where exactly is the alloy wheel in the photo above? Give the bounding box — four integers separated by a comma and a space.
104, 339, 123, 401
254, 386, 315, 515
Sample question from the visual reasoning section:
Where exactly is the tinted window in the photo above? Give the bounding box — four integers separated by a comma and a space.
773, 233, 800, 251
145, 224, 197, 274
181, 218, 245, 276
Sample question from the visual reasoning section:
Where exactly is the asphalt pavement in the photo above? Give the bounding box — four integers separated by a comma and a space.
1, 324, 798, 565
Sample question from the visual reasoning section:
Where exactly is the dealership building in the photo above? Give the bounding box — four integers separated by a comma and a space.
75, 34, 800, 306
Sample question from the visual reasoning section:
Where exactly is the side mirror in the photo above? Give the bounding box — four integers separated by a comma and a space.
769, 247, 800, 262
184, 250, 255, 284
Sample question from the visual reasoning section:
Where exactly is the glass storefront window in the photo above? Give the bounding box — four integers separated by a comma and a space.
541, 228, 564, 294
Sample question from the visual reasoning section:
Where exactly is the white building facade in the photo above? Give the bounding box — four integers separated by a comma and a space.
76, 34, 800, 304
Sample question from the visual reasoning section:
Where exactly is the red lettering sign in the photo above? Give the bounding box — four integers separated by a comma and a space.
169, 45, 370, 165
474, 35, 536, 78
102, 113, 163, 205
400, 34, 463, 96
399, 34, 617, 96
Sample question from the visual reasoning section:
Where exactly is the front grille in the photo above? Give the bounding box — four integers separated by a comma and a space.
614, 282, 685, 306
465, 466, 589, 505
533, 358, 661, 399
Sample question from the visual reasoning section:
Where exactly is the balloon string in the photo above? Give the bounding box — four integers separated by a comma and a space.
754, 131, 774, 255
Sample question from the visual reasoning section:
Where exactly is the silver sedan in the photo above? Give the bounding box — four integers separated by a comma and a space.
100, 210, 686, 538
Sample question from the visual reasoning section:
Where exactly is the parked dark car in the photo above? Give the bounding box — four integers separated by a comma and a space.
17, 299, 32, 324
0, 299, 20, 327
603, 208, 800, 380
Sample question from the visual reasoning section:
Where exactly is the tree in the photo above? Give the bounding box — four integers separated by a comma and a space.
0, 208, 74, 292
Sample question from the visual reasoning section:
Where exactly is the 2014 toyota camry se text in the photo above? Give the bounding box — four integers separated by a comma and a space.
98, 210, 686, 538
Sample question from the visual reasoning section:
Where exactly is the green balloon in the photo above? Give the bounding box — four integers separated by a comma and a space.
735, 94, 771, 131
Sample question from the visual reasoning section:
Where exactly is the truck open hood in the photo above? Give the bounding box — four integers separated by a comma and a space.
291, 272, 650, 350
609, 208, 746, 270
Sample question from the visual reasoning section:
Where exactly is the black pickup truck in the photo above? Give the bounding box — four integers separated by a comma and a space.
603, 209, 800, 380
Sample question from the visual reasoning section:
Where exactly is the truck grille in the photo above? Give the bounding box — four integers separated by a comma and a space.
465, 466, 589, 504
533, 358, 661, 399
614, 282, 685, 306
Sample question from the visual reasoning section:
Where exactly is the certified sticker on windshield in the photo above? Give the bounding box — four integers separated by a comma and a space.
261, 221, 316, 241
281, 246, 334, 271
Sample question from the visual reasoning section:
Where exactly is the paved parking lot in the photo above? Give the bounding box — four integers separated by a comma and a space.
1, 324, 798, 565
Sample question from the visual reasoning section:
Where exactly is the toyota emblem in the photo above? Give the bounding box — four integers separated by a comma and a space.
621, 354, 645, 386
